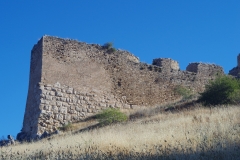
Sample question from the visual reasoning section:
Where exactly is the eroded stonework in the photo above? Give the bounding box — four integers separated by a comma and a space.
18, 36, 224, 140
229, 54, 240, 77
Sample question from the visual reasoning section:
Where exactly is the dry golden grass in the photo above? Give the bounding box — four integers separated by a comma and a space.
1, 103, 240, 159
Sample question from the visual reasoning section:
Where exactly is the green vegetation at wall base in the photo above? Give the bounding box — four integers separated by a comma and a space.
96, 108, 128, 126
199, 75, 240, 105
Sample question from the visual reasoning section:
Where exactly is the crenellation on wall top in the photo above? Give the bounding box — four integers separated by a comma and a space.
186, 62, 223, 75
42, 35, 102, 48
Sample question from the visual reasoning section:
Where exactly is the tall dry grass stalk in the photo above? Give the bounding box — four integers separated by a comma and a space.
1, 105, 240, 159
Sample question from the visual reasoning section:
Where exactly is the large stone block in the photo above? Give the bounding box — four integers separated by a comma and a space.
52, 106, 58, 113
59, 106, 67, 114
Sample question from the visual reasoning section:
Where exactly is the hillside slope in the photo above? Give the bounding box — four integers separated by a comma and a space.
1, 102, 240, 159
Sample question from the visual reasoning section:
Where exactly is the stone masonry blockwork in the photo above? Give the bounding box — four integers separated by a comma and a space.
18, 35, 224, 140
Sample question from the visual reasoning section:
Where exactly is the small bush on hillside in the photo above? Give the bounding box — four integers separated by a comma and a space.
174, 85, 192, 100
96, 108, 128, 126
199, 75, 240, 105
108, 47, 116, 53
103, 42, 116, 53
58, 123, 73, 132
103, 42, 113, 49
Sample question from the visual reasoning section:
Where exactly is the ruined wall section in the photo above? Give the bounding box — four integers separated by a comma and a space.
82, 47, 181, 106
229, 67, 239, 76
86, 50, 223, 105
103, 56, 173, 106
229, 54, 240, 77
152, 58, 180, 73
40, 36, 180, 106
186, 63, 222, 76
186, 63, 224, 91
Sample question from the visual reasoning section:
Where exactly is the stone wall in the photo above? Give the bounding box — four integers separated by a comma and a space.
152, 58, 180, 72
19, 39, 43, 140
18, 35, 224, 140
237, 54, 240, 67
229, 54, 240, 77
36, 82, 128, 136
186, 63, 222, 75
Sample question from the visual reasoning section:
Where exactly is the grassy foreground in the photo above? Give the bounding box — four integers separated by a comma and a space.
1, 104, 240, 159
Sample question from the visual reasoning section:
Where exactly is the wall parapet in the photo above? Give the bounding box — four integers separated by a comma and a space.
152, 58, 179, 73
186, 63, 223, 75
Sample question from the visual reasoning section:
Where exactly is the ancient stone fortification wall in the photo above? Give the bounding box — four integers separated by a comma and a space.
18, 36, 224, 140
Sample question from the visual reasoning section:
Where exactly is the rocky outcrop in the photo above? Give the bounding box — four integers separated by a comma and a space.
0, 135, 15, 146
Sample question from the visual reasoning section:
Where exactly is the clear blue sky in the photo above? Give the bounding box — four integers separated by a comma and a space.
0, 1, 239, 138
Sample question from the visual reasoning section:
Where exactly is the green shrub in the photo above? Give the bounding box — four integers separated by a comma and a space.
103, 42, 113, 50
199, 75, 240, 105
229, 89, 240, 104
103, 42, 116, 53
96, 108, 128, 126
58, 123, 73, 132
174, 85, 192, 99
108, 47, 116, 53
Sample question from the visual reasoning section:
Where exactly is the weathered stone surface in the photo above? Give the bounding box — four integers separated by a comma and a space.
57, 114, 64, 121
54, 82, 61, 88
49, 101, 56, 105
123, 104, 131, 109
56, 101, 62, 107
45, 87, 51, 90
131, 105, 139, 110
67, 88, 73, 94
75, 106, 82, 112
49, 91, 55, 96
45, 95, 52, 100
52, 106, 58, 113
83, 96, 89, 101
59, 106, 67, 114
64, 114, 71, 121
56, 91, 63, 97
115, 102, 122, 108
87, 109, 92, 113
